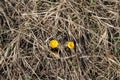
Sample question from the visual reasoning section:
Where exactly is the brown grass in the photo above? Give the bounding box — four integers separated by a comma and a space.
0, 0, 120, 80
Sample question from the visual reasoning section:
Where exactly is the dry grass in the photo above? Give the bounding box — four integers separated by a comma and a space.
0, 0, 120, 80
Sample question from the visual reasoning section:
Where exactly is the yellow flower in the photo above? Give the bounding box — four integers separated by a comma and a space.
67, 41, 75, 49
49, 39, 59, 48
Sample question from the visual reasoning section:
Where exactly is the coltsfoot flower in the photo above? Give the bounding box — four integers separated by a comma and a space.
49, 39, 59, 48
67, 41, 75, 49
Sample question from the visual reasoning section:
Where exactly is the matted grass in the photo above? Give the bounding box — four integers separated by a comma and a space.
0, 0, 120, 80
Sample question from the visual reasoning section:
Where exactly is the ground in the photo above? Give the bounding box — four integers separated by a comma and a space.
0, 0, 120, 80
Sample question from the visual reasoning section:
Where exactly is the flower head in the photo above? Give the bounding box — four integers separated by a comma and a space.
49, 39, 59, 48
67, 41, 75, 49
